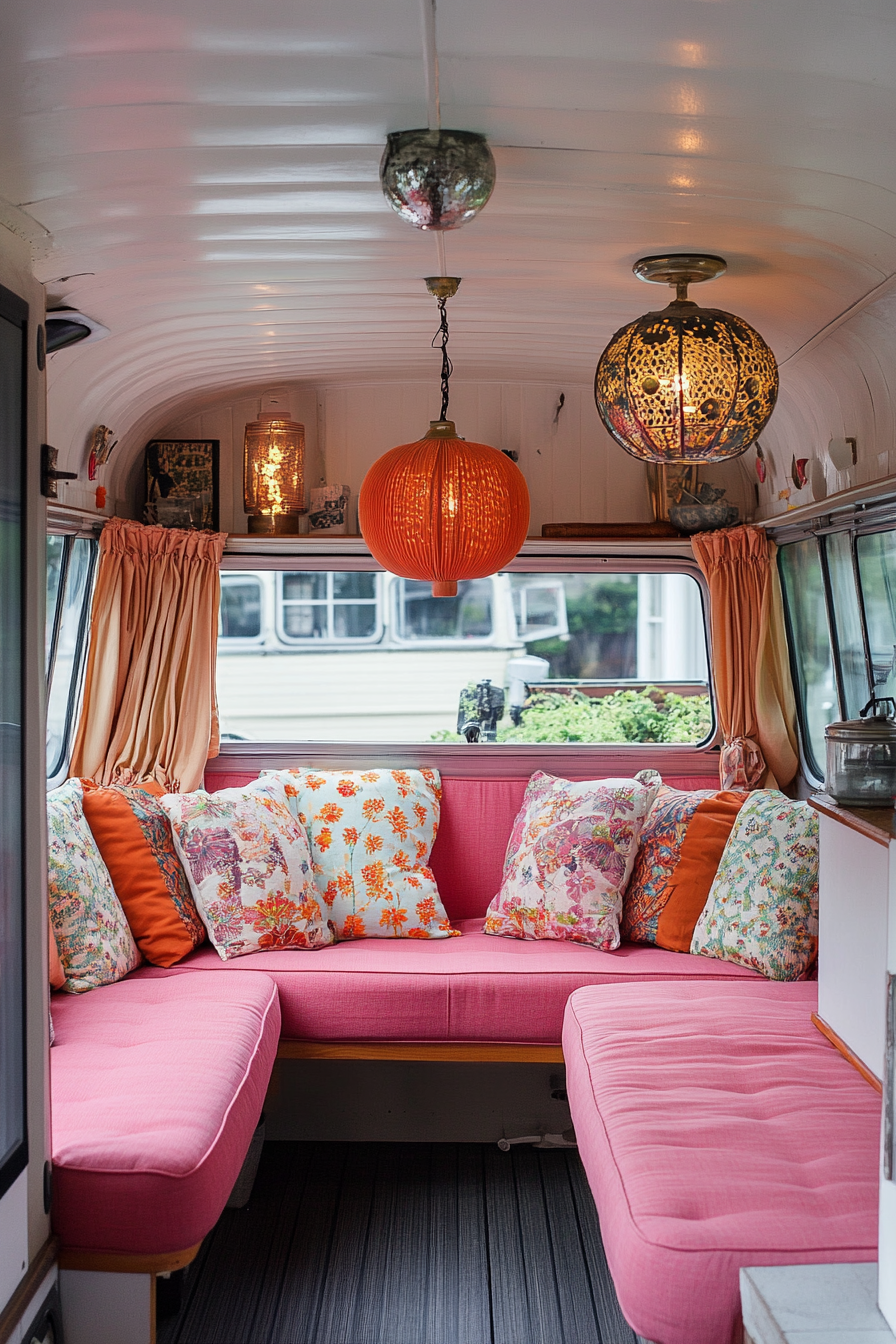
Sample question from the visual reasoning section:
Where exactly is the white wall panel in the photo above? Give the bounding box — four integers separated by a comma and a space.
154, 378, 691, 535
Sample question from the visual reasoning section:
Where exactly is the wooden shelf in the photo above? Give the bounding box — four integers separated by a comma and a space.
809, 792, 896, 848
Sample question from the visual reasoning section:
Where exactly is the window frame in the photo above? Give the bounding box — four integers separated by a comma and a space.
45, 532, 98, 788
391, 576, 499, 647
216, 541, 718, 757
773, 497, 896, 786
274, 569, 384, 647
219, 572, 266, 647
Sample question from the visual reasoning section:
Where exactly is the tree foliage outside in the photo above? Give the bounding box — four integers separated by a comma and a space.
433, 685, 713, 745
524, 574, 638, 679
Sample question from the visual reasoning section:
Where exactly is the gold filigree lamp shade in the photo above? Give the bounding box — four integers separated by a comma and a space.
594, 255, 778, 465
243, 413, 306, 534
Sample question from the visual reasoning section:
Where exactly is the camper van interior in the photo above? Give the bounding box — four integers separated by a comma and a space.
2, 1, 896, 1341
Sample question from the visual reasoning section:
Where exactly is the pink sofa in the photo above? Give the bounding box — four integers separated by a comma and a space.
53, 765, 868, 1344
130, 773, 763, 1047
563, 980, 881, 1344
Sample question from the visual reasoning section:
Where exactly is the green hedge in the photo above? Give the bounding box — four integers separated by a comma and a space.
433, 686, 712, 744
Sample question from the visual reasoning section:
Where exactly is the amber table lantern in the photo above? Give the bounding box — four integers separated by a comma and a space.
243, 413, 305, 534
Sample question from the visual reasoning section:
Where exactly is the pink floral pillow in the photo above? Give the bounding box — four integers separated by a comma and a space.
263, 768, 454, 940
160, 777, 333, 960
484, 770, 660, 949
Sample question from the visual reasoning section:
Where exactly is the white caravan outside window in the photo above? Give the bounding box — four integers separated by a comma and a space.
216, 566, 712, 746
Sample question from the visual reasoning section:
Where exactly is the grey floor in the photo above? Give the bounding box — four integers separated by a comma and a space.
157, 1140, 640, 1344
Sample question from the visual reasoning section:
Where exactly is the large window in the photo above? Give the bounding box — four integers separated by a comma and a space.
46, 534, 97, 787
216, 565, 712, 745
779, 518, 896, 781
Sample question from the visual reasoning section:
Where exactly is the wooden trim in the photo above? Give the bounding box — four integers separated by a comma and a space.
809, 793, 895, 847
0, 1236, 58, 1344
210, 743, 718, 781
812, 1012, 883, 1093
276, 1040, 565, 1063
58, 1241, 202, 1275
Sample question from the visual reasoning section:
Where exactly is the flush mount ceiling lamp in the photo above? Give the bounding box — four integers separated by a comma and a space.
45, 307, 111, 353
594, 254, 779, 465
380, 128, 496, 232
358, 278, 529, 598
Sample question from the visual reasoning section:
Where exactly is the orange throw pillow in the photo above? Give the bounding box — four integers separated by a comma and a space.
80, 782, 206, 967
655, 791, 748, 953
48, 917, 66, 990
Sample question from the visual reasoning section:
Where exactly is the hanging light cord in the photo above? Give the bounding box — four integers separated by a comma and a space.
432, 296, 452, 420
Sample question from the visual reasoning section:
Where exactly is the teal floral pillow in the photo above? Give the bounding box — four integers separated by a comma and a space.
47, 778, 142, 993
690, 790, 818, 980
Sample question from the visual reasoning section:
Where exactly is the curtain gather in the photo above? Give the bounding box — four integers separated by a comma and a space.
69, 518, 226, 792
691, 524, 799, 791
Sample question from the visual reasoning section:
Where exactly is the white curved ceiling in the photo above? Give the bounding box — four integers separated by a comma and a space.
2, 0, 896, 471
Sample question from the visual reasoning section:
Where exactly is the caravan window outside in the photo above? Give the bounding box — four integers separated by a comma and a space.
779, 518, 896, 781
217, 565, 713, 746
45, 534, 98, 787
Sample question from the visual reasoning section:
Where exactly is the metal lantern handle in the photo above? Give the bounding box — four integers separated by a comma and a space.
860, 696, 896, 719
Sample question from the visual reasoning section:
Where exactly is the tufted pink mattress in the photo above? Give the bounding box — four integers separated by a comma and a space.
133, 918, 761, 1043
50, 972, 280, 1256
562, 981, 880, 1344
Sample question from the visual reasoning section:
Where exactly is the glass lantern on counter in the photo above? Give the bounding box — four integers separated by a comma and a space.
825, 697, 896, 807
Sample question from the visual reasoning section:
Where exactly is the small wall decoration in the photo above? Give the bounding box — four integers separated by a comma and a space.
790, 456, 809, 490
755, 443, 767, 484
87, 425, 117, 481
144, 439, 219, 531
309, 484, 351, 534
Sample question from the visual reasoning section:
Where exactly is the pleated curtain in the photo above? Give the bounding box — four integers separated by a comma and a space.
691, 524, 799, 791
69, 518, 226, 792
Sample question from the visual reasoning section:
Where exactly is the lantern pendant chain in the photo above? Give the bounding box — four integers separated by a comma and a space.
433, 295, 453, 420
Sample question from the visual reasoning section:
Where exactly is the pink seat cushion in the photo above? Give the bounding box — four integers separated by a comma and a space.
50, 972, 280, 1256
133, 918, 761, 1044
562, 981, 880, 1344
206, 772, 717, 921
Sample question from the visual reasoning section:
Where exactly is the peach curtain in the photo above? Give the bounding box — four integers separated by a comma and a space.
69, 518, 226, 792
691, 524, 799, 791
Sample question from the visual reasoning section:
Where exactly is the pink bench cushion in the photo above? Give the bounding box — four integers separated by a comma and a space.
562, 981, 880, 1344
207, 772, 718, 921
50, 972, 280, 1256
133, 917, 761, 1044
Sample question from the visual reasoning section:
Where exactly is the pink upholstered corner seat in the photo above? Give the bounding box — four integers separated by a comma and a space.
563, 981, 880, 1344
132, 771, 759, 1044
50, 972, 280, 1256
135, 918, 761, 1043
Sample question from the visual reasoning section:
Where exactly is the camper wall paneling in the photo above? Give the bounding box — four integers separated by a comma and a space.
148, 381, 757, 536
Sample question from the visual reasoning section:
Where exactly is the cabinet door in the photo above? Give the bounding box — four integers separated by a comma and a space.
0, 283, 28, 1307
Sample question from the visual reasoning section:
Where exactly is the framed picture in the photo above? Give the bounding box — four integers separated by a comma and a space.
646, 462, 700, 522
144, 439, 219, 531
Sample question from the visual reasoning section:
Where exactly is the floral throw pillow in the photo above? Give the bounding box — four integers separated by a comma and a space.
264, 768, 453, 939
47, 778, 142, 993
690, 790, 819, 980
621, 784, 714, 943
483, 770, 661, 949
161, 777, 332, 960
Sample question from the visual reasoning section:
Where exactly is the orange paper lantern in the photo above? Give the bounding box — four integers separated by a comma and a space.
358, 421, 530, 597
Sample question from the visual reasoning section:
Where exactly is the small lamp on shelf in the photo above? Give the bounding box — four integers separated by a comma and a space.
243, 412, 306, 534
